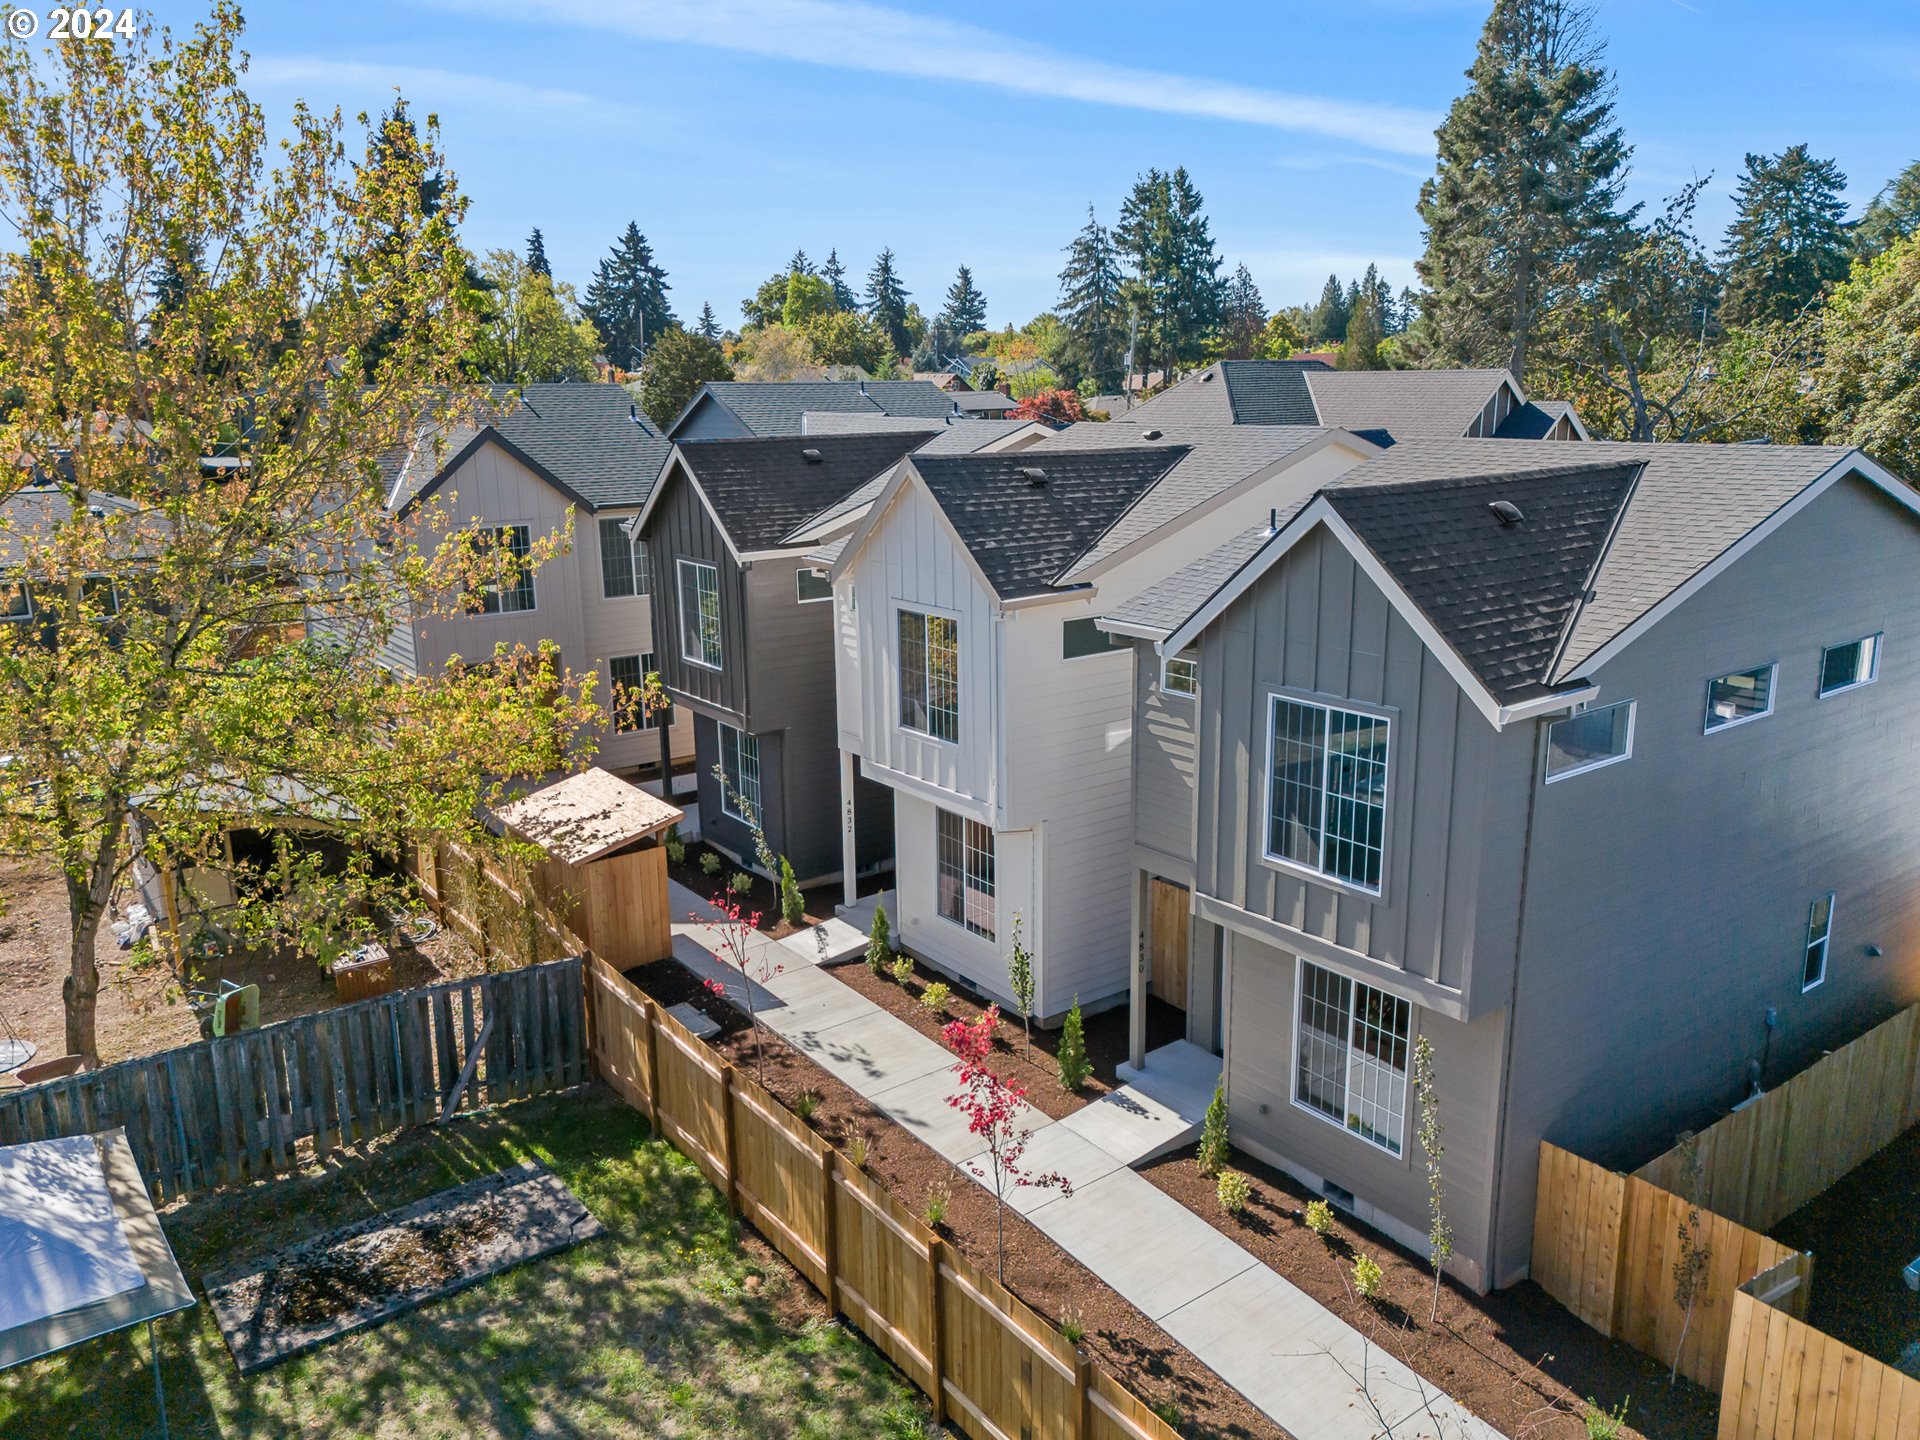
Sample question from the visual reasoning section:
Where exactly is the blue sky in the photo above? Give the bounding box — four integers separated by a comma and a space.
139, 0, 1919, 329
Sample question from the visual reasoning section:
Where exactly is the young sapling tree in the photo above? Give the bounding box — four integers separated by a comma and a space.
1056, 997, 1091, 1092
1006, 912, 1036, 1061
1196, 1081, 1231, 1176
1413, 1036, 1453, 1323
866, 902, 891, 975
1669, 1131, 1712, 1384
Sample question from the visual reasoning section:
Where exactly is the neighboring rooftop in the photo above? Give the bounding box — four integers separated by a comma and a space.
1125, 360, 1328, 427
669, 379, 963, 438
784, 417, 1048, 542
674, 430, 935, 552
496, 768, 682, 866
952, 390, 1019, 416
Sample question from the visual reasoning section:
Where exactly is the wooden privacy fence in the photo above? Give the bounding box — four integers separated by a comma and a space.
410, 839, 588, 972
0, 958, 585, 1203
1636, 1001, 1920, 1233
1531, 1142, 1805, 1391
584, 955, 1180, 1440
1719, 1255, 1920, 1440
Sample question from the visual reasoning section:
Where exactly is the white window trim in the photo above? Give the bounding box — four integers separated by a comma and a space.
1, 579, 34, 622
1161, 648, 1199, 698
1817, 633, 1882, 699
1543, 700, 1636, 784
934, 806, 995, 941
1703, 662, 1778, 735
1258, 690, 1391, 899
717, 723, 759, 822
895, 601, 961, 747
1802, 893, 1835, 993
599, 517, 648, 600
1289, 955, 1411, 1160
796, 566, 832, 603
471, 522, 537, 616
677, 557, 722, 671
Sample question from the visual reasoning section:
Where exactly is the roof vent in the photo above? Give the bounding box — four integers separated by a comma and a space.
1017, 466, 1047, 486
1141, 429, 1162, 441
1200, 370, 1215, 382
801, 447, 823, 463
1489, 500, 1525, 527
857, 379, 868, 396
1267, 507, 1279, 536
629, 403, 644, 425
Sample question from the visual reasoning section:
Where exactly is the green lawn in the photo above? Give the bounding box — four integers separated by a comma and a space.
0, 1089, 939, 1439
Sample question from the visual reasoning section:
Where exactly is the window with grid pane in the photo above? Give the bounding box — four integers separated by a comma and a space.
1162, 646, 1199, 697
718, 724, 760, 822
608, 653, 662, 732
935, 808, 994, 939
1294, 960, 1411, 1156
600, 519, 650, 598
1802, 893, 1834, 991
476, 525, 535, 614
677, 559, 722, 668
899, 608, 959, 742
1266, 696, 1388, 891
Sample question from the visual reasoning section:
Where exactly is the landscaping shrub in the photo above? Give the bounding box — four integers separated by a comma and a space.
1304, 1199, 1335, 1236
865, 903, 891, 974
792, 1090, 820, 1122
1059, 1305, 1085, 1344
1057, 998, 1090, 1091
1583, 1398, 1630, 1439
919, 981, 951, 1013
846, 1133, 869, 1170
1196, 1080, 1230, 1176
729, 871, 753, 895
665, 837, 686, 864
699, 850, 723, 877
921, 1181, 951, 1229
778, 857, 804, 927
1216, 1168, 1251, 1216
891, 953, 914, 985
1351, 1252, 1384, 1298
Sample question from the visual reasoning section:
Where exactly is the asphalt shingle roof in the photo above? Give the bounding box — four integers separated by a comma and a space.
910, 448, 1189, 599
783, 418, 1044, 541
678, 430, 935, 552
1303, 369, 1511, 439
683, 380, 961, 436
1494, 399, 1575, 440
1100, 517, 1304, 640
1126, 360, 1328, 428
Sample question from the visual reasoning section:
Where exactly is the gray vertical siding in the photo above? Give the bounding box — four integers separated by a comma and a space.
641, 463, 749, 722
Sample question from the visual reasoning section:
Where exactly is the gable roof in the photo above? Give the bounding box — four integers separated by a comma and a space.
670, 379, 961, 438
1495, 398, 1585, 441
1302, 368, 1513, 438
1125, 360, 1329, 427
782, 417, 1049, 543
672, 430, 935, 552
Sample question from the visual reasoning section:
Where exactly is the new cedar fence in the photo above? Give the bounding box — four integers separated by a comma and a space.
1635, 1000, 1920, 1233
0, 958, 585, 1203
584, 955, 1180, 1440
410, 839, 590, 971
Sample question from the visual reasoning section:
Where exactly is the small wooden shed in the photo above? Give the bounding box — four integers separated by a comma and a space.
495, 770, 682, 970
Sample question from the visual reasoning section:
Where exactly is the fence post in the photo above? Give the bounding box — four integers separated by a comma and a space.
925, 1234, 946, 1425
1074, 1348, 1092, 1440
819, 1146, 839, 1316
719, 1061, 739, 1216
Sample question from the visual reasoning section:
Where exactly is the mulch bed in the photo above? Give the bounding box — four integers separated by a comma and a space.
831, 952, 1187, 1123
1138, 1143, 1720, 1440
627, 957, 1283, 1439
205, 1162, 605, 1374
666, 841, 829, 941
1771, 1120, 1920, 1373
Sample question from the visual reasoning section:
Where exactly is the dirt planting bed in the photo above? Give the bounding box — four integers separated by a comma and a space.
665, 841, 830, 941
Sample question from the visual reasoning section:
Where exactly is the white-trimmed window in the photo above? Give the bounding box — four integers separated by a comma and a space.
1162, 645, 1199, 697
1, 579, 32, 622
600, 518, 650, 598
796, 566, 832, 603
1802, 893, 1834, 991
935, 808, 995, 939
475, 524, 535, 614
1544, 700, 1634, 782
899, 608, 959, 743
1705, 664, 1775, 732
608, 653, 663, 732
1265, 695, 1389, 893
718, 723, 760, 822
1819, 634, 1880, 697
1294, 959, 1411, 1156
677, 558, 722, 669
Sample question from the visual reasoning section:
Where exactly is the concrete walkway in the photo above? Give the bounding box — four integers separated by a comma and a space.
662, 882, 1502, 1440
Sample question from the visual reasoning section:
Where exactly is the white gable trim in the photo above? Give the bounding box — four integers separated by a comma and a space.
825, 460, 1003, 604
627, 448, 744, 566
1563, 452, 1918, 682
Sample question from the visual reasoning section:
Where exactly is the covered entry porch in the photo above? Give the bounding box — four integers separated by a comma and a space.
1125, 859, 1225, 1075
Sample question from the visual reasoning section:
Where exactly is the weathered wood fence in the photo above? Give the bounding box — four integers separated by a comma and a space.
584, 955, 1180, 1440
1635, 1001, 1920, 1233
1532, 1142, 1805, 1391
0, 958, 585, 1203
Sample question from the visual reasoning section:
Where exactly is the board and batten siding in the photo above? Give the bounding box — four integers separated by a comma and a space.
1132, 641, 1198, 872
640, 462, 749, 723
1492, 472, 1920, 1285
892, 789, 1037, 1006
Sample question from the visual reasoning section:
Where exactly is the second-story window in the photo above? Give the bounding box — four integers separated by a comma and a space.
600, 518, 650, 598
1544, 700, 1634, 782
608, 653, 664, 732
1, 579, 32, 622
475, 524, 535, 614
796, 566, 832, 603
1162, 645, 1199, 697
677, 558, 722, 669
1266, 695, 1389, 892
1819, 634, 1881, 697
899, 608, 959, 743
1705, 664, 1775, 732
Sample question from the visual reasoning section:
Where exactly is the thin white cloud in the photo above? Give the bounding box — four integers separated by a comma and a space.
247, 56, 646, 125
1269, 152, 1434, 182
428, 0, 1442, 156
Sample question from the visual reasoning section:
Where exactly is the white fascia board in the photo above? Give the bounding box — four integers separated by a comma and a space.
856, 755, 994, 827
1496, 687, 1597, 725
826, 462, 1005, 608
1096, 617, 1174, 646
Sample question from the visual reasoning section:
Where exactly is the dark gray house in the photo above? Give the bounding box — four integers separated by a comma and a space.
666, 379, 970, 440
1099, 438, 1920, 1292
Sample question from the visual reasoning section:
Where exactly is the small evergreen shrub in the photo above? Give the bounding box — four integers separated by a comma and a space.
922, 1181, 952, 1229
919, 981, 951, 1012
1056, 997, 1090, 1091
1304, 1199, 1336, 1236
729, 871, 753, 895
1217, 1168, 1252, 1215
865, 903, 891, 975
1150, 1400, 1181, 1427
1351, 1253, 1384, 1299
665, 837, 686, 864
1058, 1305, 1085, 1344
1196, 1080, 1230, 1176
891, 953, 914, 985
778, 856, 804, 927
699, 850, 723, 876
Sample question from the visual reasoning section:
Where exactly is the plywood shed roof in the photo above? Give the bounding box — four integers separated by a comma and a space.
495, 769, 683, 867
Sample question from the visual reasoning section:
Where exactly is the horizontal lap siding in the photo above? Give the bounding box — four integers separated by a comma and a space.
745, 560, 844, 880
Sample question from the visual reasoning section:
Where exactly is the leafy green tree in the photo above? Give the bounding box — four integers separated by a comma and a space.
822, 248, 858, 311
783, 270, 834, 326
1056, 998, 1090, 1092
525, 226, 550, 278
1719, 145, 1852, 328
0, 5, 596, 1062
940, 265, 988, 337
740, 270, 790, 329
1219, 264, 1267, 359
695, 301, 721, 342
583, 220, 674, 368
1413, 1037, 1453, 1323
1416, 0, 1633, 382
468, 249, 599, 383
1856, 160, 1920, 260
1006, 913, 1036, 1060
1117, 167, 1224, 383
865, 248, 912, 355
1056, 206, 1126, 392
1817, 234, 1920, 477
733, 323, 817, 381
805, 309, 893, 373
639, 324, 734, 428
1254, 309, 1308, 359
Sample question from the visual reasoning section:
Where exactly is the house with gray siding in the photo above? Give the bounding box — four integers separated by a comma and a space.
1098, 437, 1920, 1293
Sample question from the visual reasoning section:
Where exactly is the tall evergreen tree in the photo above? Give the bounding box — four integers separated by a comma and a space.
1857, 160, 1920, 260
582, 221, 674, 368
940, 265, 988, 337
1220, 264, 1266, 359
865, 247, 911, 355
1307, 274, 1351, 345
1116, 167, 1224, 383
1719, 145, 1852, 327
1339, 274, 1387, 370
525, 226, 550, 278
695, 301, 720, 342
789, 247, 814, 276
822, 248, 858, 311
1415, 0, 1632, 383
1057, 205, 1125, 391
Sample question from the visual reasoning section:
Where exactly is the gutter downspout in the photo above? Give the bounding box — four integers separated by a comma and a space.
1487, 716, 1546, 1290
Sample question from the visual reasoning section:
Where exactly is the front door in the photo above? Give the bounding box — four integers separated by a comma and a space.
1148, 877, 1190, 1013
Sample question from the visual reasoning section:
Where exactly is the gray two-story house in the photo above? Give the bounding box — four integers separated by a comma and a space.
1099, 439, 1920, 1292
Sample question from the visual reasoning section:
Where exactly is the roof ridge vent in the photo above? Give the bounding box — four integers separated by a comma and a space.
1489, 499, 1525, 526
801, 447, 823, 463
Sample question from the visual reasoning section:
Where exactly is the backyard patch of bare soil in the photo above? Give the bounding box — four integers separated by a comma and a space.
1139, 1143, 1720, 1440
628, 956, 1283, 1439
206, 1161, 605, 1373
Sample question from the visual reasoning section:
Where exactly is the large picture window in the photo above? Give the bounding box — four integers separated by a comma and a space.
600, 518, 650, 598
677, 558, 722, 669
474, 524, 535, 614
899, 608, 959, 743
1544, 700, 1634, 782
718, 723, 760, 822
608, 653, 663, 732
936, 808, 995, 939
1265, 696, 1389, 892
1295, 960, 1411, 1156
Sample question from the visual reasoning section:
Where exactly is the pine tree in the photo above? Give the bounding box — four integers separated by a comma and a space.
941, 264, 988, 337
865, 247, 911, 355
583, 221, 674, 369
789, 248, 814, 276
1307, 274, 1350, 344
866, 902, 892, 974
822, 248, 858, 311
1117, 167, 1224, 383
1057, 205, 1125, 391
1221, 263, 1266, 359
1056, 998, 1090, 1092
1719, 145, 1852, 328
696, 301, 720, 342
1339, 265, 1388, 369
1196, 1081, 1231, 1176
525, 226, 550, 278
1416, 0, 1633, 383
1857, 160, 1920, 260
